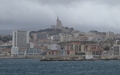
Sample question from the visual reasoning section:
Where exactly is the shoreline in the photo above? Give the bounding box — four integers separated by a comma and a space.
40, 59, 120, 61
0, 56, 120, 61
0, 57, 120, 61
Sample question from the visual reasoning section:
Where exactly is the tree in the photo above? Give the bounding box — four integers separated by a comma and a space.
104, 46, 110, 51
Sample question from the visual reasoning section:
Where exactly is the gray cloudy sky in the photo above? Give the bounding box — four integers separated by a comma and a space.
0, 0, 120, 33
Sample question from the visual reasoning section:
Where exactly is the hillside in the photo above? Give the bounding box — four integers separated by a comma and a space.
30, 26, 77, 36
30, 28, 63, 36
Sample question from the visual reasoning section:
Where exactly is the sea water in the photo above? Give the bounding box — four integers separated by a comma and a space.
0, 59, 120, 75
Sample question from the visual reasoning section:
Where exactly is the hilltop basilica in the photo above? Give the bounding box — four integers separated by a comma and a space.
51, 16, 63, 30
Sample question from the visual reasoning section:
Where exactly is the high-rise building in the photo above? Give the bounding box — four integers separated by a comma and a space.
11, 30, 29, 56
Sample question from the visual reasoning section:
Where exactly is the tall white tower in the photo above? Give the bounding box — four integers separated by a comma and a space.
11, 30, 29, 56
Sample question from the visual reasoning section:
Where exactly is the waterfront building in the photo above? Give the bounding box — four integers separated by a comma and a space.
0, 48, 11, 56
111, 40, 120, 57
26, 48, 40, 55
46, 44, 61, 55
61, 41, 81, 56
47, 44, 61, 50
11, 30, 29, 56
59, 41, 103, 58
102, 40, 120, 59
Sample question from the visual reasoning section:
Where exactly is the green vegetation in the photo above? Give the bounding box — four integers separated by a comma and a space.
30, 28, 63, 36
89, 30, 106, 35
104, 46, 110, 51
0, 36, 12, 42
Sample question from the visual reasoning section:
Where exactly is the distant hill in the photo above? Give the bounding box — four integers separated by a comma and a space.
30, 26, 82, 37
89, 30, 106, 35
30, 28, 63, 36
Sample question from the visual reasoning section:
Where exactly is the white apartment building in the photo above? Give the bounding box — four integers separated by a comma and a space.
11, 30, 29, 56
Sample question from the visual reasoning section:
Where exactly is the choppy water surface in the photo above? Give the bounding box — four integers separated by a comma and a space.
0, 59, 120, 75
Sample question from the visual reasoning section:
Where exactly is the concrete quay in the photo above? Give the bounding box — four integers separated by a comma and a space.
40, 55, 120, 61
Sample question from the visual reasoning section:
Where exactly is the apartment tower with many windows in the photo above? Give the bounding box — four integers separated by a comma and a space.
11, 30, 29, 56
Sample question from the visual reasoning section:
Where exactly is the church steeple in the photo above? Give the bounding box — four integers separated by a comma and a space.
56, 16, 63, 30
57, 16, 59, 22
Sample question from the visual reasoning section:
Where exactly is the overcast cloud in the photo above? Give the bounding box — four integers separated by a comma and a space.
0, 0, 120, 33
